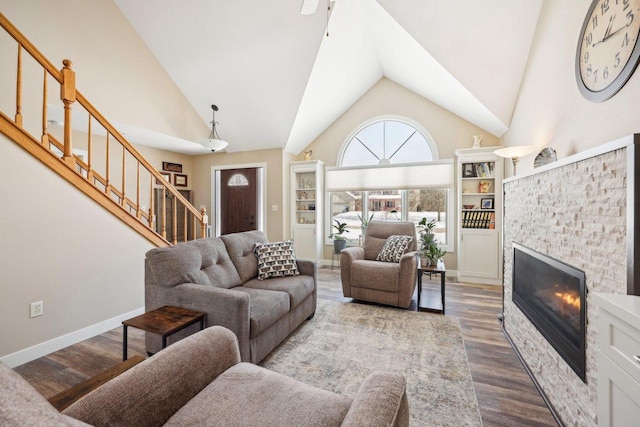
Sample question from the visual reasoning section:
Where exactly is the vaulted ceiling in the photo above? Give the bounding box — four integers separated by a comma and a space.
113, 0, 543, 155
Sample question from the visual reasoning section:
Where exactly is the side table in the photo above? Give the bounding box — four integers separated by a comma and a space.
417, 265, 446, 314
122, 306, 205, 360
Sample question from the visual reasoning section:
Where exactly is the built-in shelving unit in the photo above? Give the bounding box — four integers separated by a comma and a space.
455, 147, 503, 285
290, 160, 324, 260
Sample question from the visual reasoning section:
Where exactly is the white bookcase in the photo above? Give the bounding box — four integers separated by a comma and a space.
290, 160, 324, 260
455, 147, 503, 285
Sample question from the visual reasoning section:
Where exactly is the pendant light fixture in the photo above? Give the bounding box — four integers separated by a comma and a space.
199, 104, 229, 152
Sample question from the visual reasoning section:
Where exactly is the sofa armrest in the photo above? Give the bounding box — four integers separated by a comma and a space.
341, 372, 409, 427
296, 258, 317, 281
397, 251, 418, 309
63, 326, 241, 427
146, 283, 251, 360
340, 247, 365, 297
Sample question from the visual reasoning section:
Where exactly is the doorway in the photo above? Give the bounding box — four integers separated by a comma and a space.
212, 165, 265, 236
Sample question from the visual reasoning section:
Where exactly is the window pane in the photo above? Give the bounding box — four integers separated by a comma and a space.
368, 190, 401, 221
330, 191, 363, 241
408, 188, 447, 245
341, 120, 434, 167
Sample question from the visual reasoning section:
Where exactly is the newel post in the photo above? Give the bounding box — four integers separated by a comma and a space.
201, 207, 208, 238
60, 59, 76, 167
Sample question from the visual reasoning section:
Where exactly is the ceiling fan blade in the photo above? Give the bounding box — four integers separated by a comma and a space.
300, 0, 319, 15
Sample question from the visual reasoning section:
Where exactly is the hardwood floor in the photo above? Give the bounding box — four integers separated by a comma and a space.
15, 267, 558, 426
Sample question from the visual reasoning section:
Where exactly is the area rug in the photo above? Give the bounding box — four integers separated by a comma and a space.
260, 299, 482, 426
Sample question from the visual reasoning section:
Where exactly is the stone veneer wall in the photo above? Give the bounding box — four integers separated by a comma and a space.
503, 148, 628, 426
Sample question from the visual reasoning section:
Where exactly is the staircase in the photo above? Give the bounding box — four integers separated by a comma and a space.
0, 13, 206, 247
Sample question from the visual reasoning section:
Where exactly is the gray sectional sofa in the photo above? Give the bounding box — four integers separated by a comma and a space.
144, 230, 317, 363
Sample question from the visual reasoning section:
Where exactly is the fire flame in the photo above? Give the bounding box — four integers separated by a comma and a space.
554, 292, 580, 310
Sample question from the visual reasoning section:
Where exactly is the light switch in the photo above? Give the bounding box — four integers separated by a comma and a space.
272, 205, 278, 212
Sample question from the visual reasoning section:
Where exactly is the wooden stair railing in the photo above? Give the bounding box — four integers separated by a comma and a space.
0, 13, 207, 247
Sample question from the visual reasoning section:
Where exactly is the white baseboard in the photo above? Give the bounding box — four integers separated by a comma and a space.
1, 307, 144, 368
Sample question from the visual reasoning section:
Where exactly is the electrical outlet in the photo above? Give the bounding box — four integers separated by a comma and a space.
30, 301, 43, 318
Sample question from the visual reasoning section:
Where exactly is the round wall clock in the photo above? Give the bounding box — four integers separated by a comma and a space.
576, 0, 640, 102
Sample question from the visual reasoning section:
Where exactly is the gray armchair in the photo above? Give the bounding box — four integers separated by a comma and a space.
340, 221, 418, 309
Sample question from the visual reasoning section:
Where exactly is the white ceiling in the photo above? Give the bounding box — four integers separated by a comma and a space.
113, 0, 543, 155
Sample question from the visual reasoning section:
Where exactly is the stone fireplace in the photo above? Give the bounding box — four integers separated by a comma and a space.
502, 135, 640, 426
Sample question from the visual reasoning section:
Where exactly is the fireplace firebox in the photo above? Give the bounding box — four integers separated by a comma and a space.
512, 243, 586, 382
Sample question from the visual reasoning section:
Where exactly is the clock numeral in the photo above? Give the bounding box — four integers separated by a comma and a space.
603, 66, 610, 80
627, 9, 635, 25
622, 32, 630, 47
601, 0, 610, 15
584, 51, 590, 63
592, 14, 598, 29
593, 68, 599, 82
615, 51, 621, 67
623, 0, 630, 11
587, 63, 593, 76
586, 32, 593, 46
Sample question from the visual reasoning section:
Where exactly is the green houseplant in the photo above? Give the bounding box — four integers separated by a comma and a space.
417, 218, 444, 266
329, 219, 349, 254
357, 213, 374, 236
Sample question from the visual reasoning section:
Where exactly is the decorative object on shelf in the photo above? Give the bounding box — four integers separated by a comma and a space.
162, 162, 182, 173
534, 146, 558, 168
329, 219, 349, 254
481, 198, 494, 209
174, 174, 188, 187
199, 104, 229, 152
304, 150, 313, 160
472, 135, 483, 149
494, 145, 537, 175
576, 0, 640, 102
309, 204, 315, 211
300, 191, 307, 200
305, 179, 312, 188
299, 218, 305, 224
462, 163, 475, 178
463, 204, 475, 210
478, 180, 491, 193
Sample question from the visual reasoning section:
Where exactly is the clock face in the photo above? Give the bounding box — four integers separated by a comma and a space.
576, 0, 640, 102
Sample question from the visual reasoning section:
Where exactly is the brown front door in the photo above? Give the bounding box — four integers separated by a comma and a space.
220, 168, 257, 235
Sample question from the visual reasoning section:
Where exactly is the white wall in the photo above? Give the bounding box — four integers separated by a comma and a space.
0, 135, 153, 365
501, 0, 640, 174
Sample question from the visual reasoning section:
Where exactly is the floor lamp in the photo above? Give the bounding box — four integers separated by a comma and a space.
494, 145, 537, 176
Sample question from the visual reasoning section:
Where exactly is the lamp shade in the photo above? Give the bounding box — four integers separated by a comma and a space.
494, 145, 537, 159
199, 138, 229, 152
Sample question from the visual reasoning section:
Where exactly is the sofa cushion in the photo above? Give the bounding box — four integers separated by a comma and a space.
221, 230, 269, 283
376, 235, 413, 263
0, 362, 90, 427
164, 362, 352, 427
254, 240, 300, 280
146, 238, 242, 289
233, 287, 290, 337
350, 260, 399, 292
244, 275, 314, 309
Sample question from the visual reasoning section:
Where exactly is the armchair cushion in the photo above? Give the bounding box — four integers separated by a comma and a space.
350, 260, 400, 292
376, 235, 414, 263
165, 362, 352, 427
254, 240, 300, 280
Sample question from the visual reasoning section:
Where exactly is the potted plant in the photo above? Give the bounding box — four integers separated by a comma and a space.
417, 217, 437, 247
357, 213, 374, 235
329, 219, 349, 254
423, 241, 446, 267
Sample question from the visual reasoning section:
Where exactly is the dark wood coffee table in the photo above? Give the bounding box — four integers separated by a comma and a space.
417, 265, 446, 314
122, 306, 205, 360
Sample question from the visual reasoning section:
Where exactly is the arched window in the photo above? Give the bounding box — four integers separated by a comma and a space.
228, 173, 249, 187
328, 117, 452, 250
340, 119, 436, 167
